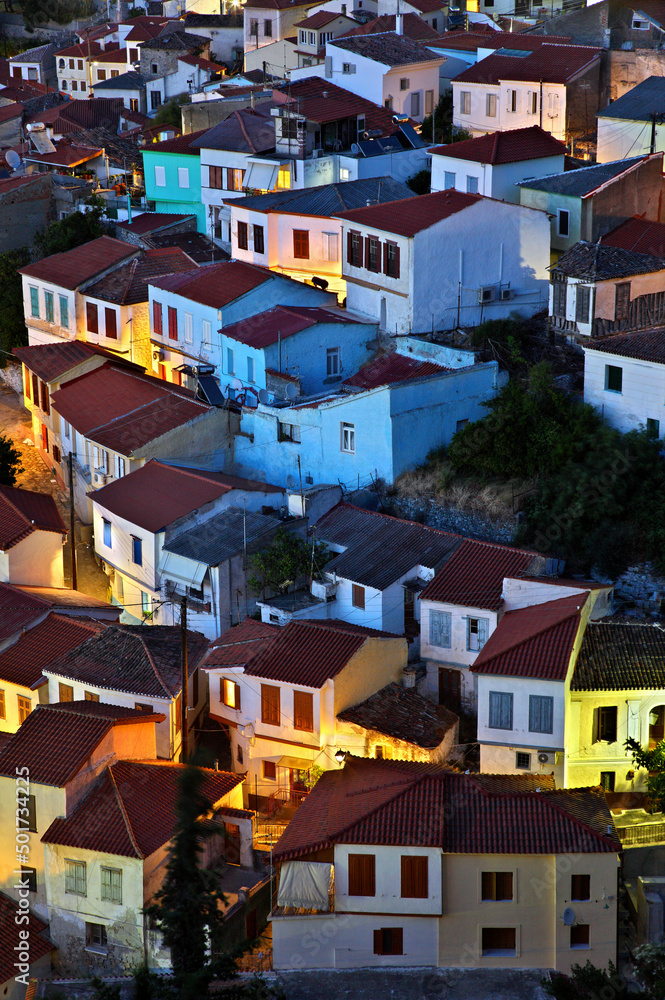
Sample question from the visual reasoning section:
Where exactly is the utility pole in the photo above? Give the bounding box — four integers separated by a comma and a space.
650, 112, 665, 154
180, 595, 189, 763
68, 452, 77, 591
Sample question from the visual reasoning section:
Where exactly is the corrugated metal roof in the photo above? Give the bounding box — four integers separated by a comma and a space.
342, 352, 451, 389
221, 305, 361, 349
420, 537, 539, 610
19, 236, 137, 290
13, 341, 132, 383
150, 260, 272, 308
164, 505, 281, 566
227, 176, 414, 217
518, 156, 647, 197
601, 216, 665, 257
572, 620, 665, 690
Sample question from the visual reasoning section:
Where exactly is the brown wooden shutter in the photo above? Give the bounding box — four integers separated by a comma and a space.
168, 307, 178, 341
32, 373, 39, 403
40, 382, 50, 415
294, 690, 313, 731
226, 167, 233, 190
153, 300, 162, 335
393, 243, 400, 279
348, 853, 375, 896
261, 684, 280, 726
364, 235, 371, 270
347, 229, 353, 264
391, 928, 403, 954
86, 302, 98, 333
401, 856, 428, 898
234, 682, 241, 712
373, 929, 383, 955
105, 308, 117, 340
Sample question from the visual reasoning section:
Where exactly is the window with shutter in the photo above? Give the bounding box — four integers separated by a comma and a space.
365, 236, 380, 272
552, 280, 567, 318
352, 584, 365, 609
595, 705, 617, 743
401, 856, 428, 898
40, 382, 50, 415
59, 682, 73, 702
467, 617, 489, 651
153, 301, 162, 335
373, 927, 403, 955
86, 302, 98, 334
238, 221, 248, 250
347, 230, 362, 267
488, 691, 513, 730
105, 308, 117, 340
429, 610, 451, 648
529, 694, 553, 734
571, 874, 590, 900
222, 678, 241, 710
293, 230, 310, 259
348, 854, 375, 896
384, 241, 400, 278
32, 373, 39, 403
293, 690, 313, 731
261, 684, 280, 726
576, 286, 591, 323
168, 307, 178, 341
481, 871, 513, 900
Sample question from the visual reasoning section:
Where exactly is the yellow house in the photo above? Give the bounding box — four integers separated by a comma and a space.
0, 485, 66, 588
271, 756, 620, 973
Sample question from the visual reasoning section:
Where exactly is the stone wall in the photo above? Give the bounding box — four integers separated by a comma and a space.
0, 173, 54, 252
614, 563, 665, 612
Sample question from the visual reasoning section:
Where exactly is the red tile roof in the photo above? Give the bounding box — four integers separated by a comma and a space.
50, 364, 213, 456
470, 593, 587, 679
179, 54, 225, 73
437, 30, 570, 52
0, 702, 160, 786
336, 189, 483, 238
13, 340, 136, 384
600, 216, 665, 257
221, 305, 359, 349
338, 682, 457, 748
295, 10, 347, 27
274, 756, 620, 862
12, 585, 118, 614
81, 247, 199, 306
42, 759, 244, 858
0, 613, 106, 688
338, 13, 442, 40
89, 458, 280, 532
55, 39, 108, 58
419, 537, 538, 610
0, 891, 52, 985
150, 260, 272, 308
115, 212, 195, 234
279, 77, 404, 133
583, 329, 665, 365
24, 141, 103, 168
19, 236, 138, 290
431, 125, 566, 165
0, 485, 66, 550
454, 43, 601, 86
43, 624, 209, 699
144, 127, 208, 155
244, 618, 403, 687
0, 581, 50, 643
342, 352, 451, 390
204, 617, 280, 668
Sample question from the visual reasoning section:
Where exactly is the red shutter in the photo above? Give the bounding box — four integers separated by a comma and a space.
364, 235, 370, 270
24, 366, 31, 401
394, 243, 400, 280
41, 424, 48, 452
373, 929, 383, 955
168, 307, 178, 341
153, 300, 162, 335
32, 374, 39, 404
383, 241, 389, 275
86, 302, 98, 334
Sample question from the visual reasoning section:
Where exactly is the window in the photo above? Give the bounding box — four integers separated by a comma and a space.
365, 236, 381, 273
134, 702, 151, 713
130, 98, 138, 112
65, 860, 86, 896
200, 319, 211, 347
615, 281, 631, 320
278, 421, 301, 443
327, 347, 341, 377
384, 241, 400, 279
209, 165, 224, 189
41, 423, 48, 453
59, 295, 69, 328
154, 165, 166, 187
410, 92, 420, 118
53, 444, 61, 464
177, 167, 189, 189
80, 82, 86, 93
444, 171, 456, 190
342, 62, 355, 74
40, 381, 50, 415
0, 689, 4, 719
529, 694, 553, 734
86, 302, 98, 334
86, 922, 107, 951
647, 418, 660, 438
59, 683, 73, 703
253, 225, 265, 254
261, 684, 280, 726
352, 584, 365, 609
21, 866, 37, 893
101, 867, 122, 904
341, 421, 355, 454
649, 705, 665, 748
222, 678, 241, 710
348, 853, 375, 896
467, 617, 489, 651
264, 18, 272, 35
347, 230, 362, 267
466, 175, 479, 194
425, 89, 434, 115
17, 792, 36, 832
184, 312, 193, 345
401, 856, 428, 898
516, 751, 531, 770
430, 610, 452, 648
460, 91, 471, 115
102, 518, 112, 548
153, 300, 162, 335
226, 168, 244, 192
71, 80, 77, 91
489, 691, 513, 730
132, 536, 142, 566
375, 744, 392, 759
605, 365, 622, 393
571, 874, 590, 901
486, 93, 497, 117
482, 927, 516, 956
293, 230, 309, 259
150, 91, 161, 110
570, 924, 590, 949
105, 307, 117, 340
528, 90, 538, 115
481, 871, 513, 901
237, 221, 248, 250
557, 209, 569, 237
63, 420, 70, 439
552, 280, 566, 318
576, 286, 590, 324
456, 418, 469, 432
85, 691, 99, 702
168, 306, 178, 341
29, 286, 39, 318
276, 165, 290, 189
600, 771, 616, 791
508, 88, 520, 113
374, 928, 403, 955
595, 705, 617, 743
98, 69, 106, 81
294, 690, 313, 731
263, 760, 276, 779
227, 347, 235, 374
43, 290, 54, 322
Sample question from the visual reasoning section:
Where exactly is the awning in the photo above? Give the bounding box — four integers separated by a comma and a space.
158, 550, 207, 588
277, 861, 333, 909
244, 160, 279, 192
277, 756, 312, 771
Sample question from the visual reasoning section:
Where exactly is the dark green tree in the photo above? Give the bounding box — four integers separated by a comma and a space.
34, 198, 107, 259
0, 435, 23, 485
247, 529, 329, 596
421, 92, 472, 146
0, 248, 31, 361
406, 166, 431, 194
153, 96, 190, 130
625, 738, 665, 814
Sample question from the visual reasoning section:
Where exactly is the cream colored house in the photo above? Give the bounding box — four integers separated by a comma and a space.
0, 486, 66, 588
271, 756, 620, 973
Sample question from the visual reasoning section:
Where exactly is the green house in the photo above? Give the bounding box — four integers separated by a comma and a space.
142, 129, 207, 232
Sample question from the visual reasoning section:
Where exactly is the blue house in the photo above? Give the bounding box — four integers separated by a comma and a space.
142, 129, 208, 233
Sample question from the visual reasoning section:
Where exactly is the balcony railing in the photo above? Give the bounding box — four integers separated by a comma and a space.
266, 787, 308, 818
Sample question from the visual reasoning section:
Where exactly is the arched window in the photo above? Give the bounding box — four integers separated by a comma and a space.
62, 80, 67, 90
59, 58, 65, 68
649, 705, 665, 748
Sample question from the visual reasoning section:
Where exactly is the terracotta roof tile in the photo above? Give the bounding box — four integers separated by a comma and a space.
583, 328, 665, 364
0, 485, 66, 550
150, 259, 272, 308
0, 613, 105, 688
0, 891, 52, 984
42, 759, 243, 857
19, 236, 137, 290
221, 305, 359, 349
601, 216, 665, 256
279, 77, 403, 133
430, 125, 566, 165
553, 241, 665, 281
572, 621, 665, 690
274, 756, 620, 862
0, 581, 50, 642
331, 33, 442, 66
13, 341, 137, 383
81, 247, 198, 305
43, 624, 209, 698
191, 107, 275, 154
244, 618, 403, 687
143, 127, 208, 154
338, 682, 457, 748
342, 352, 451, 389
24, 141, 103, 168
12, 585, 118, 613
204, 618, 280, 668
454, 43, 601, 86
470, 593, 587, 679
338, 13, 442, 40
336, 189, 483, 238
295, 10, 347, 27
420, 537, 538, 610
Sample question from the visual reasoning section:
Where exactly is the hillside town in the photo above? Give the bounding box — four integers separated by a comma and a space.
1, 0, 665, 996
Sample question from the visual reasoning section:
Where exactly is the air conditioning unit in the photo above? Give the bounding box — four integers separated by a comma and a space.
478, 286, 494, 304
153, 349, 165, 361
93, 469, 107, 486
311, 579, 337, 601
537, 752, 552, 765
296, 119, 307, 131
500, 287, 513, 301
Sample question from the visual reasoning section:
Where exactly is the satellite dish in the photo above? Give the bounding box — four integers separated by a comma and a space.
231, 377, 243, 391
6, 149, 20, 170
285, 382, 298, 400
562, 907, 576, 926
286, 474, 296, 489
258, 387, 270, 405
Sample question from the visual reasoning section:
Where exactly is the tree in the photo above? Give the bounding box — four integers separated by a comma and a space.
407, 166, 431, 194
247, 529, 329, 597
0, 248, 31, 361
153, 95, 190, 131
543, 948, 665, 1000
421, 92, 472, 146
0, 435, 22, 486
34, 198, 107, 259
625, 737, 665, 814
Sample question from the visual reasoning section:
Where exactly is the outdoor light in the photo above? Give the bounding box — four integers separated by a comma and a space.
334, 749, 345, 764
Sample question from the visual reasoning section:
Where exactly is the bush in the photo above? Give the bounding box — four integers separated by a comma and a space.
407, 167, 431, 194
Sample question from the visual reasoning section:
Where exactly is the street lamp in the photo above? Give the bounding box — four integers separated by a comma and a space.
334, 749, 346, 765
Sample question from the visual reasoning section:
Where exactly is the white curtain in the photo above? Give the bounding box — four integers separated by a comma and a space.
277, 861, 333, 909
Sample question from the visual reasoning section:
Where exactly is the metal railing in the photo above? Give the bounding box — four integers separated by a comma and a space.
266, 787, 308, 818
616, 822, 665, 846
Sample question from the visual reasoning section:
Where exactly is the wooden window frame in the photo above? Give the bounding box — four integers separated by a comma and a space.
373, 927, 402, 955
400, 855, 428, 899
481, 871, 513, 901
261, 684, 280, 726
352, 583, 365, 610
347, 853, 375, 896
293, 689, 314, 732
293, 229, 310, 259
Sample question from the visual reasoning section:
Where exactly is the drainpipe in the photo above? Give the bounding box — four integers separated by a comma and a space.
539, 79, 543, 129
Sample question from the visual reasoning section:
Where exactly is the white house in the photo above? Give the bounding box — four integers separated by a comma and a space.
8, 42, 57, 87
335, 189, 550, 334
293, 10, 359, 68
596, 76, 665, 164
0, 486, 66, 588
290, 32, 443, 122
430, 126, 567, 203
583, 329, 665, 439
243, 0, 317, 54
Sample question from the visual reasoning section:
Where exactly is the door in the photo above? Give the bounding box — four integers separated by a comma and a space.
404, 588, 418, 639
289, 768, 308, 804
438, 667, 461, 712
224, 822, 241, 863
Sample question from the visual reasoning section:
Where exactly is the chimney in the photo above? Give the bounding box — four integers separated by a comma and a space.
396, 12, 403, 34
403, 665, 416, 688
